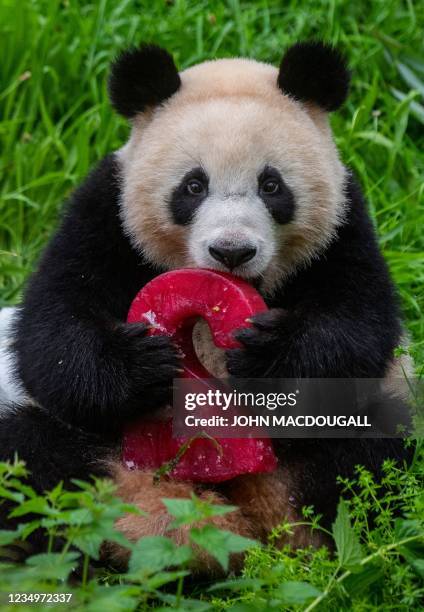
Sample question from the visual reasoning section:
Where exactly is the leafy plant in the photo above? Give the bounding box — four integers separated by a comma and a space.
0, 449, 423, 611
0, 458, 258, 610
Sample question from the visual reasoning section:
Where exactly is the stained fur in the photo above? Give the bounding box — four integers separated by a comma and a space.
104, 465, 327, 572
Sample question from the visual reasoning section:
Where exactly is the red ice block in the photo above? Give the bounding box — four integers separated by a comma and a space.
122, 269, 278, 482
123, 419, 277, 483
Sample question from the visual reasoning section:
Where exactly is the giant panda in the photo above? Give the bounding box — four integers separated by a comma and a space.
0, 41, 413, 573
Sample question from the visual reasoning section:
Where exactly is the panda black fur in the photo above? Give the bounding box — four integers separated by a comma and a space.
0, 42, 412, 572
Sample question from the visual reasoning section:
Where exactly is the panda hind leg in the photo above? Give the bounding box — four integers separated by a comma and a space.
221, 469, 330, 549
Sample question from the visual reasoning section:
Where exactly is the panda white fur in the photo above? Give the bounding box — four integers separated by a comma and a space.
0, 42, 412, 573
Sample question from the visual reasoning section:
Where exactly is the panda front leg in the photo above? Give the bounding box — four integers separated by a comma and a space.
226, 308, 411, 526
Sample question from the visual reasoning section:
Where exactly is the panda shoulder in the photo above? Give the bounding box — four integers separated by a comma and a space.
64, 153, 122, 220
33, 152, 136, 279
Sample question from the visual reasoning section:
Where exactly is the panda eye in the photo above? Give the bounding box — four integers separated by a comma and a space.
261, 179, 280, 195
258, 166, 295, 224
185, 179, 206, 196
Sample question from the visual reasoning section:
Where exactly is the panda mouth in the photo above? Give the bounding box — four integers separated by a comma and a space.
205, 264, 264, 290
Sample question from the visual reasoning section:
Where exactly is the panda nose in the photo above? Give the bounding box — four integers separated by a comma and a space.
208, 245, 257, 270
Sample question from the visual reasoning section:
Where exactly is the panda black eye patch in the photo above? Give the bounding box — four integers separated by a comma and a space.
169, 167, 209, 225
258, 166, 295, 224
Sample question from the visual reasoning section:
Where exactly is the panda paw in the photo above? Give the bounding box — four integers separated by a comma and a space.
117, 323, 182, 411
226, 309, 286, 378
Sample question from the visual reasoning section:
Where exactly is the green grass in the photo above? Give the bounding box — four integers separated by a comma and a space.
0, 0, 423, 368
0, 1, 423, 610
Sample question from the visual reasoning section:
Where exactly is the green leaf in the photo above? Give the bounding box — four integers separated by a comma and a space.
0, 485, 24, 503
9, 497, 53, 517
354, 131, 394, 150
391, 88, 424, 124
400, 540, 424, 566
189, 525, 257, 571
7, 478, 37, 499
163, 496, 237, 529
396, 522, 424, 578
410, 559, 424, 578
40, 508, 93, 528
26, 552, 80, 581
208, 577, 265, 592
84, 585, 140, 612
47, 480, 63, 502
67, 508, 94, 525
20, 520, 43, 540
156, 593, 213, 610
99, 525, 133, 551
129, 536, 192, 574
226, 603, 269, 612
73, 532, 104, 560
394, 518, 422, 539
0, 526, 25, 546
162, 498, 200, 523
397, 61, 424, 97
145, 570, 190, 590
273, 581, 322, 605
332, 499, 363, 570
344, 564, 383, 595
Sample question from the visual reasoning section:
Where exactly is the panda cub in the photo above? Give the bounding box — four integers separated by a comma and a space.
0, 41, 411, 572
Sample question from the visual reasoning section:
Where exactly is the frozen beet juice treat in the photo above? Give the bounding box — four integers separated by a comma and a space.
122, 269, 277, 482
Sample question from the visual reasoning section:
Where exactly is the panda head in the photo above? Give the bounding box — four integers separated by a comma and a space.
111, 42, 350, 294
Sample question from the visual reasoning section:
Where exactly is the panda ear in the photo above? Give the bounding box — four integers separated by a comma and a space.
277, 41, 350, 112
108, 44, 181, 118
